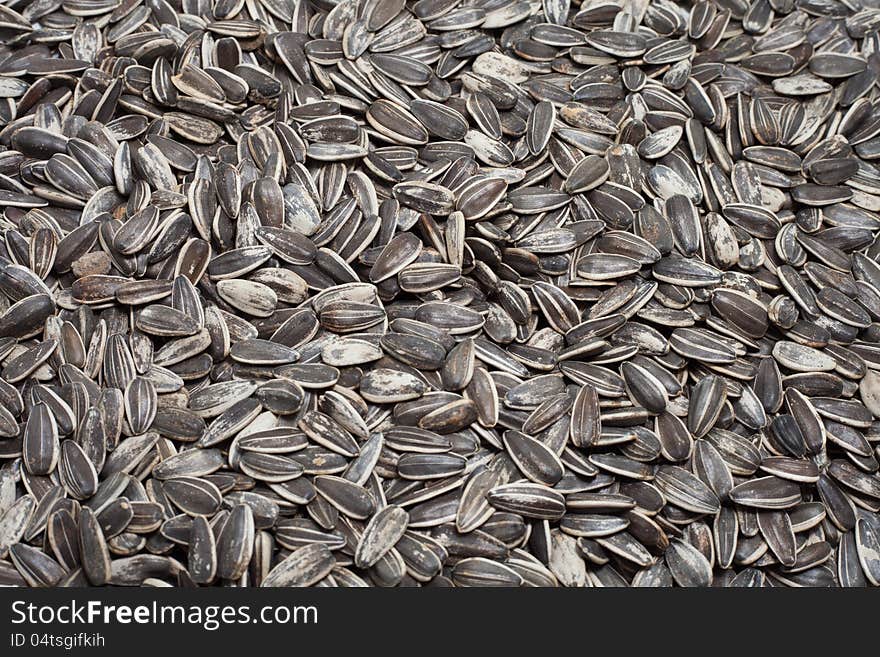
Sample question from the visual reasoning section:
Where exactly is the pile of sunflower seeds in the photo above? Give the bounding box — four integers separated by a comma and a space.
1, 0, 880, 589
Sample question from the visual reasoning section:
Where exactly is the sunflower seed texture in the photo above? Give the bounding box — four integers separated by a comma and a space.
1, 0, 880, 588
